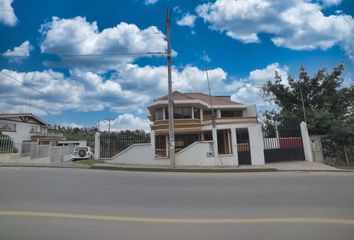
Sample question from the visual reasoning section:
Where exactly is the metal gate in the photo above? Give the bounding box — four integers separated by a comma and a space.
100, 131, 150, 158
236, 128, 251, 165
263, 126, 305, 163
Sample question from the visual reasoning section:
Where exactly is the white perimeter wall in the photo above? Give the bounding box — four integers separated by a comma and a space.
176, 141, 216, 166
104, 143, 168, 166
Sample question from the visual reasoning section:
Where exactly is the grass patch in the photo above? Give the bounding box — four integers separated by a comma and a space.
74, 159, 102, 166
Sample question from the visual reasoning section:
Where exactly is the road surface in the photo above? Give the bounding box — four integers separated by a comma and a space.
0, 167, 353, 239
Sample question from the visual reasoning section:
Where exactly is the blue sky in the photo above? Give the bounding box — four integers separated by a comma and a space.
1, 0, 353, 130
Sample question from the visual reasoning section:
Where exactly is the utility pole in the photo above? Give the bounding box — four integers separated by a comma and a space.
166, 8, 175, 168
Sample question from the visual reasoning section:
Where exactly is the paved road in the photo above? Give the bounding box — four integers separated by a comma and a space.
0, 167, 353, 239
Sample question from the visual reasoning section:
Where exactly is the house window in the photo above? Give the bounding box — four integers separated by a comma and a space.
155, 108, 163, 120
193, 108, 200, 119
173, 107, 192, 119
0, 121, 16, 132
220, 110, 243, 118
175, 134, 199, 151
203, 110, 215, 120
30, 125, 39, 133
165, 108, 169, 119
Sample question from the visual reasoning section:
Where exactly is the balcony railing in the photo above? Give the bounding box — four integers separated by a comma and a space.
30, 132, 64, 137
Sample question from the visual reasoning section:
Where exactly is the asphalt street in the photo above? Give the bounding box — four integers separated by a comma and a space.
0, 167, 353, 239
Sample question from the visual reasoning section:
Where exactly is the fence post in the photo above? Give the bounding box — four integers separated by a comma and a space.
61, 146, 64, 162
344, 144, 350, 167
95, 132, 100, 160
300, 122, 313, 162
231, 128, 238, 165
248, 125, 265, 165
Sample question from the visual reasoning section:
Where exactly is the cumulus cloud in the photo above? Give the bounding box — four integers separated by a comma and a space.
39, 16, 167, 72
98, 114, 150, 131
0, 60, 293, 126
116, 64, 227, 97
227, 63, 289, 104
2, 41, 33, 60
0, 63, 227, 117
0, 68, 150, 116
177, 13, 197, 28
196, 0, 354, 61
0, 0, 17, 26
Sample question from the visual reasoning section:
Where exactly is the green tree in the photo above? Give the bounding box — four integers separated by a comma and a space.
263, 63, 354, 144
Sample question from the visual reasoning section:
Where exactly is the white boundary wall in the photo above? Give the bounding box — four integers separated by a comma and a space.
300, 122, 314, 162
249, 125, 265, 165
104, 143, 168, 166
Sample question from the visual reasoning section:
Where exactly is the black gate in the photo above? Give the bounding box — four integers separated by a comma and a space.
236, 128, 251, 165
263, 126, 305, 163
100, 130, 150, 158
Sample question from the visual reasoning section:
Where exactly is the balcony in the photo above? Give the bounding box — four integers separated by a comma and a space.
30, 132, 66, 142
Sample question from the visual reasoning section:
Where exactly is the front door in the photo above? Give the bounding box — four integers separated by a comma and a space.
236, 128, 251, 165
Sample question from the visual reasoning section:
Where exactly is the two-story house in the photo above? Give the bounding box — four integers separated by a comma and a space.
148, 91, 258, 165
0, 113, 65, 145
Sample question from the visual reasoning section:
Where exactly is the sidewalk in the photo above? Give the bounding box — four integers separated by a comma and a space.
91, 161, 344, 172
0, 161, 348, 172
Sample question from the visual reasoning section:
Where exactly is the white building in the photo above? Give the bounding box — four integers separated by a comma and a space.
0, 113, 65, 144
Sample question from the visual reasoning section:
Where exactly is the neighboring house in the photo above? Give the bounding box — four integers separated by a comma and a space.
0, 113, 65, 145
148, 91, 258, 161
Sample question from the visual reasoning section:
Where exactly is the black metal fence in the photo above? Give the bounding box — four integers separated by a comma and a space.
263, 125, 305, 163
100, 130, 150, 158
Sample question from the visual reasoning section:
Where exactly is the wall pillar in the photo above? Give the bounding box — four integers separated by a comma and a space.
94, 132, 100, 160
248, 125, 265, 165
212, 127, 218, 158
300, 122, 313, 162
150, 130, 155, 158
231, 128, 239, 165
216, 109, 221, 118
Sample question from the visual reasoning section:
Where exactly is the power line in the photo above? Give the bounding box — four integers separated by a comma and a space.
0, 51, 166, 59
0, 71, 42, 94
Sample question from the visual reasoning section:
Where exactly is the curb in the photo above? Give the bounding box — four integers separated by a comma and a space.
89, 165, 279, 173
0, 164, 352, 173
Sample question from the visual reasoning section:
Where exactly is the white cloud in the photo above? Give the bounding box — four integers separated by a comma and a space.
144, 0, 158, 5
0, 68, 150, 116
320, 0, 342, 7
0, 62, 292, 123
0, 0, 17, 26
2, 41, 33, 59
248, 63, 288, 84
227, 63, 289, 104
0, 63, 226, 117
99, 114, 150, 131
177, 13, 197, 28
39, 16, 167, 72
116, 64, 227, 97
59, 122, 84, 129
196, 0, 354, 61
201, 53, 211, 63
